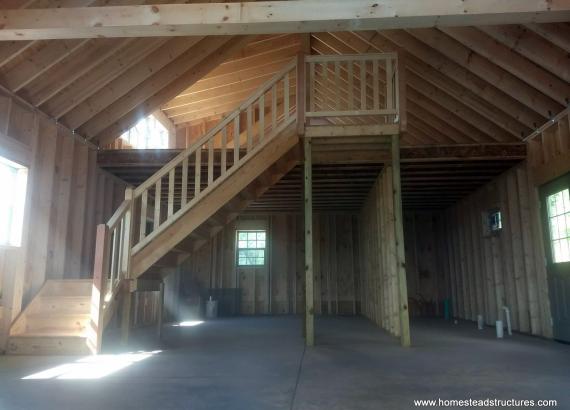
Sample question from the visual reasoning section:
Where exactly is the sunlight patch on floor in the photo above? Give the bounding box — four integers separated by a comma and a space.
22, 350, 161, 380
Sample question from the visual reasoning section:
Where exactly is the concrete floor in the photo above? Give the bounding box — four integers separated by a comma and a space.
0, 316, 568, 409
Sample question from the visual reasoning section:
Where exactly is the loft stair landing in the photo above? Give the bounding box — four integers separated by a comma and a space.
8, 53, 401, 355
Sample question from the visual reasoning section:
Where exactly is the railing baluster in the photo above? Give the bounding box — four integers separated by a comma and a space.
271, 84, 277, 131
208, 138, 214, 185
195, 147, 201, 197
221, 127, 227, 175
334, 61, 341, 110
139, 190, 148, 241
309, 62, 315, 112
154, 180, 161, 231
117, 219, 124, 282
373, 59, 380, 110
181, 157, 188, 206
246, 105, 253, 152
168, 168, 175, 217
233, 116, 240, 165
386, 58, 394, 111
322, 62, 328, 107
360, 61, 366, 110
259, 95, 265, 141
284, 74, 290, 120
348, 61, 354, 110
110, 227, 118, 289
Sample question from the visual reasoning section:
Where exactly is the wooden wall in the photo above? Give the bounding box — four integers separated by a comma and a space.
404, 211, 449, 318
358, 168, 403, 337
180, 213, 360, 316
439, 162, 552, 338
0, 90, 126, 349
527, 108, 570, 187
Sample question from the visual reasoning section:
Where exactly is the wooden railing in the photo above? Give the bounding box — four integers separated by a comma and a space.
129, 59, 298, 255
305, 53, 399, 124
88, 189, 133, 354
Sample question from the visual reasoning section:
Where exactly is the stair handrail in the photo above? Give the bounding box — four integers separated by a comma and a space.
130, 57, 298, 253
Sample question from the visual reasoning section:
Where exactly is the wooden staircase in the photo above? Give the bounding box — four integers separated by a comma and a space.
7, 280, 92, 355
6, 53, 401, 354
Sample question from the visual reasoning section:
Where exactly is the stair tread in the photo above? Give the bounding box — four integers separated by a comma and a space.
10, 331, 87, 337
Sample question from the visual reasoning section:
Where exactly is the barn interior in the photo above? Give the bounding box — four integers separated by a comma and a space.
0, 2, 569, 409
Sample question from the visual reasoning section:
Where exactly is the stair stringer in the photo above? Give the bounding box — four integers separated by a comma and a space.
131, 121, 299, 278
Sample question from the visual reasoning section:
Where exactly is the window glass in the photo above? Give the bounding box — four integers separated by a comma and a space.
237, 230, 266, 266
547, 189, 570, 263
119, 115, 169, 149
0, 156, 28, 247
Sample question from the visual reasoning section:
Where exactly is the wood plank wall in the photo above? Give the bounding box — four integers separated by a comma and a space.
439, 162, 553, 338
180, 213, 360, 316
358, 168, 402, 337
0, 90, 127, 349
527, 109, 570, 186
404, 211, 448, 318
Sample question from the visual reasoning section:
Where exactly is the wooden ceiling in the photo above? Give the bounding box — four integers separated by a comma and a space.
0, 1, 567, 150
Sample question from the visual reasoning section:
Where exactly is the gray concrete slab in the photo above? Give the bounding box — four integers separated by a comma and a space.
0, 316, 568, 409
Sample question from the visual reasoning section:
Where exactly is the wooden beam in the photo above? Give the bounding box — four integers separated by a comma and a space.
391, 135, 410, 347
304, 136, 314, 347
1, 2, 569, 40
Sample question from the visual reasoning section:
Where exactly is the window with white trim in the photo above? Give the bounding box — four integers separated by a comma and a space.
547, 188, 570, 263
119, 115, 169, 149
237, 230, 266, 266
0, 156, 28, 247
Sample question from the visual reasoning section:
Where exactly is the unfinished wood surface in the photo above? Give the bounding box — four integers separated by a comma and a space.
179, 213, 360, 317
359, 167, 405, 338
1, 2, 569, 40
440, 162, 552, 338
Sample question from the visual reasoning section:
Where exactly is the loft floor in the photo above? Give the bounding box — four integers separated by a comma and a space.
0, 317, 568, 409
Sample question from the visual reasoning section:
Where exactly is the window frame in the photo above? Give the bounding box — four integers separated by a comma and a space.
0, 155, 28, 248
545, 188, 570, 264
236, 230, 267, 267
118, 114, 170, 149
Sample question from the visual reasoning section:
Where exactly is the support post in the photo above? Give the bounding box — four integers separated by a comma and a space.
391, 135, 411, 347
304, 137, 314, 347
121, 287, 132, 345
88, 224, 110, 354
297, 52, 306, 135
157, 281, 165, 340
121, 187, 134, 345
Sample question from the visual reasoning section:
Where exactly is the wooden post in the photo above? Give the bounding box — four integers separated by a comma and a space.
121, 187, 134, 345
297, 53, 306, 135
397, 55, 407, 132
88, 224, 110, 354
121, 287, 132, 345
304, 137, 314, 347
157, 281, 165, 339
391, 135, 411, 347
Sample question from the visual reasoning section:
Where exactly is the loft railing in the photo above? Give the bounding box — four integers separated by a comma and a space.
305, 53, 399, 125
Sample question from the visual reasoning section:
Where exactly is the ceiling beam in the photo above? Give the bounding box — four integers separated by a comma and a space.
0, 1, 569, 40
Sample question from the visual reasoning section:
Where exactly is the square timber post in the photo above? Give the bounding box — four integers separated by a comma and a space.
304, 136, 314, 347
391, 134, 411, 347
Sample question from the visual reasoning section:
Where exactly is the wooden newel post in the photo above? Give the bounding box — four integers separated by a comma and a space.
391, 135, 411, 347
88, 223, 110, 354
304, 137, 314, 346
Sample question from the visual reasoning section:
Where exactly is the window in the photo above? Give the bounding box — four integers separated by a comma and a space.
0, 156, 28, 247
488, 210, 502, 233
546, 188, 570, 263
237, 230, 266, 266
119, 115, 169, 149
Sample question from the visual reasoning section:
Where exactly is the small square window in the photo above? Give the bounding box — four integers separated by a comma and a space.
489, 210, 502, 233
237, 230, 266, 266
